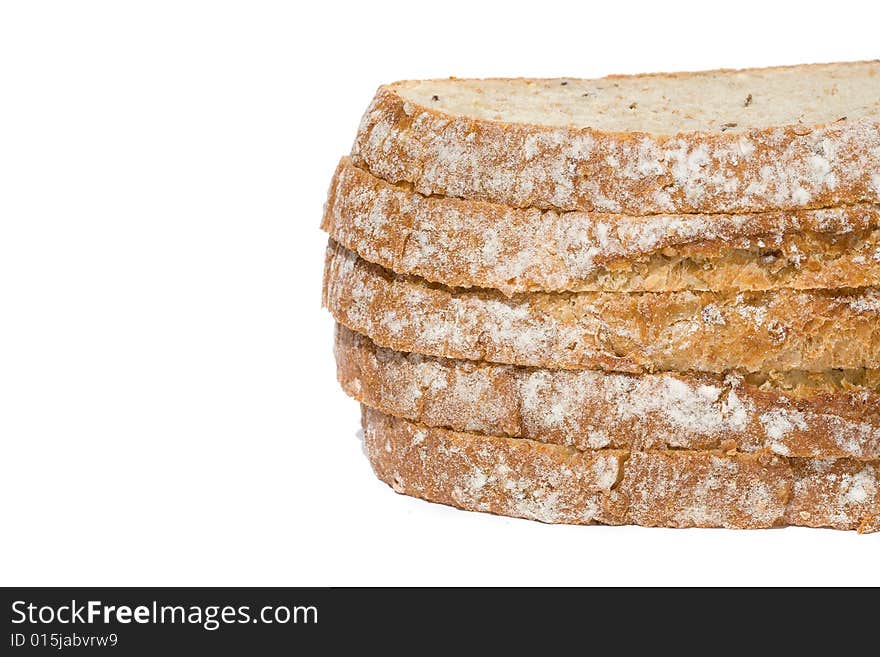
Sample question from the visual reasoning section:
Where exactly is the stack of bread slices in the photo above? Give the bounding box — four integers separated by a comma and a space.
322, 62, 880, 531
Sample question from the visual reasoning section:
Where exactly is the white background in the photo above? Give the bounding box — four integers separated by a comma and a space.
1, 0, 878, 586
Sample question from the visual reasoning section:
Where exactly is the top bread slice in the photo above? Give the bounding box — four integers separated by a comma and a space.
352, 62, 880, 215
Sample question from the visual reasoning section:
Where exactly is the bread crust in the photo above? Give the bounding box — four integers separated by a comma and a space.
786, 458, 880, 531
323, 241, 880, 374
353, 70, 880, 215
363, 407, 879, 531
363, 405, 627, 526
324, 158, 880, 295
336, 325, 880, 460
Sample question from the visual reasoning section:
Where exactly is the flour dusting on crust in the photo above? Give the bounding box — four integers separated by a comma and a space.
364, 408, 880, 532
324, 159, 880, 295
324, 241, 880, 374
336, 325, 880, 459
353, 72, 880, 215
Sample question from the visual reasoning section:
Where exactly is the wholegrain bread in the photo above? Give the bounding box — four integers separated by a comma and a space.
363, 406, 879, 531
336, 325, 880, 460
324, 158, 880, 294
353, 62, 880, 215
323, 241, 880, 374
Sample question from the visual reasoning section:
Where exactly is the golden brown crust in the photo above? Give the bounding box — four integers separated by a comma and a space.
324, 158, 880, 294
785, 459, 880, 531
602, 449, 792, 529
362, 407, 879, 531
339, 66, 880, 533
336, 325, 880, 460
363, 406, 626, 526
353, 81, 880, 215
323, 241, 880, 374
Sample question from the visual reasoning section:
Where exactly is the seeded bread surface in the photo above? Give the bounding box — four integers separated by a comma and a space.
353, 62, 880, 215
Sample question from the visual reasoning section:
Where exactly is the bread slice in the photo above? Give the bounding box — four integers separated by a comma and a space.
323, 241, 880, 374
363, 406, 878, 531
324, 158, 880, 295
353, 62, 880, 215
336, 325, 880, 460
